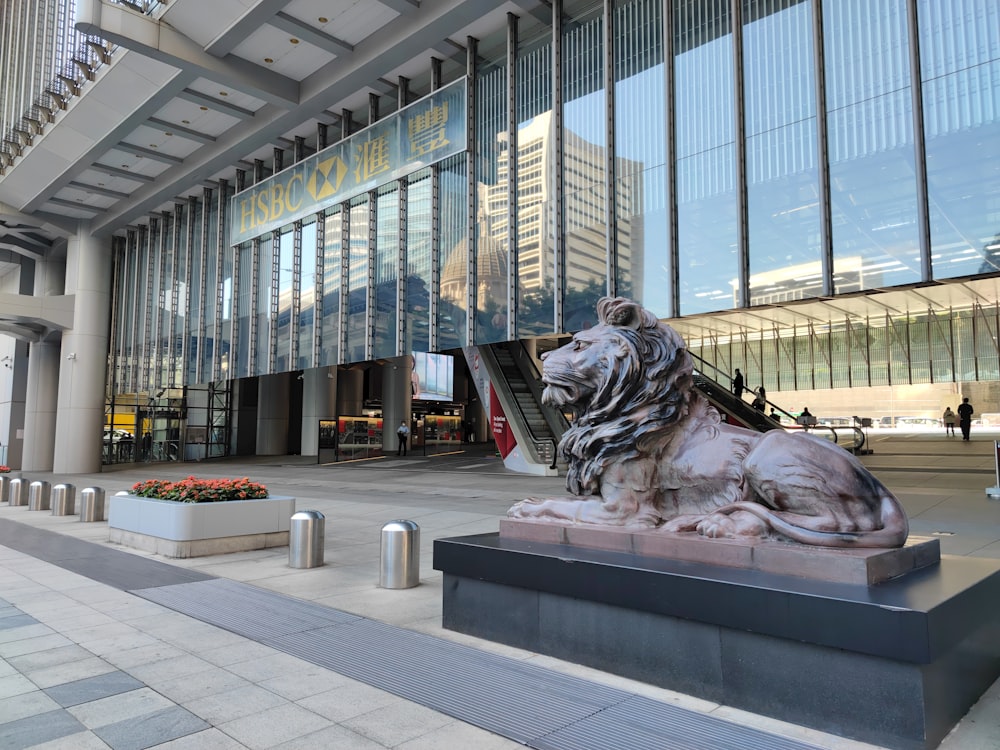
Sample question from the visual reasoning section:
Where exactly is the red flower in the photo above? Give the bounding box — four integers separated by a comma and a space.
130, 477, 268, 503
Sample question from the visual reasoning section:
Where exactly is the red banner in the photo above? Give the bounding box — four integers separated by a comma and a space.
490, 386, 516, 458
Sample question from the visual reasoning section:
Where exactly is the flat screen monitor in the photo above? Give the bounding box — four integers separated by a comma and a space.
411, 352, 454, 401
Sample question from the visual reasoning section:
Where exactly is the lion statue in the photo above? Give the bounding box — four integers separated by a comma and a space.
508, 297, 909, 548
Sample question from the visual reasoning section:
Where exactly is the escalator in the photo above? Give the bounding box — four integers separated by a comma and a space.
481, 342, 570, 470
689, 353, 869, 454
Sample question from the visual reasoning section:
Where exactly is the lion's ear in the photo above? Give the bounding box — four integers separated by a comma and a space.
598, 297, 644, 330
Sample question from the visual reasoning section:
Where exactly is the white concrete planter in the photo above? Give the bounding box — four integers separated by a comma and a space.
108, 493, 296, 558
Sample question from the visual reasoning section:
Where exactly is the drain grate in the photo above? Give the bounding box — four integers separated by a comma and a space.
134, 578, 823, 750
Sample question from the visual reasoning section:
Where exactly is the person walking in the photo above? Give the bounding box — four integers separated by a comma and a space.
396, 420, 410, 456
942, 407, 957, 437
957, 398, 974, 441
732, 368, 745, 398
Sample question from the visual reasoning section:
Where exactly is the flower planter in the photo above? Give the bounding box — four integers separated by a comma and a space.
108, 493, 296, 558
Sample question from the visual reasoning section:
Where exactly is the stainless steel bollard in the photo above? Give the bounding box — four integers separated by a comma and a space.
0, 475, 10, 504
8, 478, 27, 507
380, 520, 420, 589
28, 481, 52, 511
79, 487, 106, 522
289, 510, 325, 568
51, 484, 76, 516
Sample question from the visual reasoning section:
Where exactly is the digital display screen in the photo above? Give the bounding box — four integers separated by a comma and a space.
412, 352, 454, 401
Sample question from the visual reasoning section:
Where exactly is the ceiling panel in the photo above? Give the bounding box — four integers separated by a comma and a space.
232, 29, 337, 78
104, 148, 172, 179
336, 3, 402, 45
185, 78, 268, 113
77, 169, 147, 194
130, 124, 202, 159
152, 100, 244, 138
160, 0, 253, 48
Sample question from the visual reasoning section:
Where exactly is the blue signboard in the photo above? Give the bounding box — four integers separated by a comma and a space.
230, 78, 467, 244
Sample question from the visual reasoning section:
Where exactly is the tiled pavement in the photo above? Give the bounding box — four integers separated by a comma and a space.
2, 433, 1000, 749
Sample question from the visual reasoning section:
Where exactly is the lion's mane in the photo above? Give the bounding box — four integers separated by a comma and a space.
561, 297, 720, 496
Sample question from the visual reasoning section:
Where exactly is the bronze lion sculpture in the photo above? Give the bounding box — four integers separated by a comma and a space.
509, 297, 909, 547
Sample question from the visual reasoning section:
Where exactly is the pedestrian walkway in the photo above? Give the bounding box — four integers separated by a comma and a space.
2, 434, 1000, 748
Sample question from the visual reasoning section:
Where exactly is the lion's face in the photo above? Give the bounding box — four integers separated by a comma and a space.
540, 327, 629, 412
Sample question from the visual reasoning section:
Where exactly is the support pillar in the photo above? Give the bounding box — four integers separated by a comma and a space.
382, 356, 413, 452
23, 256, 63, 471
257, 373, 290, 455
300, 367, 336, 456
22, 342, 59, 471
53, 231, 110, 474
336, 367, 363, 417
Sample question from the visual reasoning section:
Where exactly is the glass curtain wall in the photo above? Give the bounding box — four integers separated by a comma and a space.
475, 52, 509, 343
690, 305, 1000, 390
321, 209, 342, 366
298, 219, 317, 370
346, 197, 369, 362
275, 227, 294, 372
918, 0, 1000, 277
438, 153, 468, 349
824, 0, 920, 293
255, 233, 274, 376
406, 170, 432, 353
562, 0, 607, 330
614, 0, 667, 317
374, 185, 399, 358
514, 18, 556, 338
743, 0, 821, 303
675, 0, 737, 315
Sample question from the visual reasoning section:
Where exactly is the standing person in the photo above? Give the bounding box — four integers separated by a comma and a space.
942, 407, 957, 437
396, 420, 410, 456
751, 385, 766, 411
732, 368, 745, 398
957, 397, 974, 441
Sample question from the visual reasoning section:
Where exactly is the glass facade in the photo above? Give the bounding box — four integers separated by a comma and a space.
106, 0, 1000, 402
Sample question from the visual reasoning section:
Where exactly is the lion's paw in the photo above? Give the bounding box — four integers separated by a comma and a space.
696, 513, 738, 539
697, 510, 768, 539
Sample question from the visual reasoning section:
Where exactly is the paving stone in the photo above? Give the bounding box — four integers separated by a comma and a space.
0, 707, 85, 750
93, 705, 210, 750
45, 670, 145, 707
0, 613, 37, 630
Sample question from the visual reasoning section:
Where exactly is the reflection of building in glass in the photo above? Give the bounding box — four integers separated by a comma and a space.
482, 112, 644, 298
742, 257, 872, 306
440, 184, 509, 307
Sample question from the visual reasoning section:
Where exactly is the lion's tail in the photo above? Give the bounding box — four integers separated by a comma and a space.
715, 495, 909, 548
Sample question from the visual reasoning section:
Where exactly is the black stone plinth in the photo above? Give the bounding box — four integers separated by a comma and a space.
434, 533, 1000, 750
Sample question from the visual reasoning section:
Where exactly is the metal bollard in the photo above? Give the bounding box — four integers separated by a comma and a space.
0, 475, 11, 504
380, 520, 420, 589
28, 481, 52, 511
79, 487, 106, 522
8, 478, 27, 507
289, 510, 325, 568
51, 484, 76, 516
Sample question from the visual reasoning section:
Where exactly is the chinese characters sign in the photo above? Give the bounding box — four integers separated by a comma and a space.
230, 78, 467, 245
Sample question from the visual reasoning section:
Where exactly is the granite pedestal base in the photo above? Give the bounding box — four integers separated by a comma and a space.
434, 533, 1000, 750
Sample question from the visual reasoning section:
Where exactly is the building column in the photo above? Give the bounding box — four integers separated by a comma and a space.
257, 373, 290, 455
22, 256, 62, 471
382, 356, 413, 452
53, 231, 110, 474
22, 342, 59, 471
300, 367, 336, 456
336, 367, 363, 416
